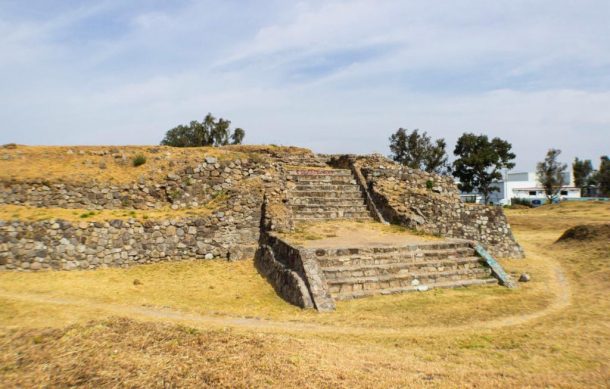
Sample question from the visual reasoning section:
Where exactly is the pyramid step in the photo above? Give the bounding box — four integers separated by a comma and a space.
290, 204, 368, 213
289, 172, 354, 179
292, 178, 357, 185
316, 248, 476, 267
290, 190, 363, 198
294, 217, 372, 223
332, 278, 499, 301
315, 245, 475, 256
294, 183, 361, 191
292, 210, 372, 220
289, 196, 366, 205
287, 169, 352, 177
322, 257, 486, 279
326, 267, 492, 287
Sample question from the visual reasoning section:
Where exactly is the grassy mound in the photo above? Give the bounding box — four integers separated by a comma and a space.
556, 223, 610, 243
0, 145, 313, 184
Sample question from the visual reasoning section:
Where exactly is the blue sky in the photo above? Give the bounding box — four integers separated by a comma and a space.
1, 0, 609, 170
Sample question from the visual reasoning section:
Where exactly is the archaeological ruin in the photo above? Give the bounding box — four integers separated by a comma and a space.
0, 146, 523, 310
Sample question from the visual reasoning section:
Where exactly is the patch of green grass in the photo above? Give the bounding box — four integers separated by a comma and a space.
132, 154, 147, 167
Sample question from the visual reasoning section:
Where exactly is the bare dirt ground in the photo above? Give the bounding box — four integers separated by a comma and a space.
1, 201, 608, 387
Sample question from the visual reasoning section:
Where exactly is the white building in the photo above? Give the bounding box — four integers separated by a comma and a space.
460, 171, 581, 205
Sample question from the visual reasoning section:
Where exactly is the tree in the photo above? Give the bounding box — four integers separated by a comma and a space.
572, 158, 593, 195
596, 156, 610, 196
388, 128, 448, 174
159, 124, 193, 147
161, 113, 245, 147
231, 128, 245, 145
452, 133, 516, 204
536, 149, 567, 203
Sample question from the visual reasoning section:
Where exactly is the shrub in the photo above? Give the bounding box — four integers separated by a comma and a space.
168, 188, 182, 200
426, 180, 434, 190
510, 197, 533, 208
132, 154, 147, 167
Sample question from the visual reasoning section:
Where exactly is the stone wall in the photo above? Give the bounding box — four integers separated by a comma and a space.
0, 156, 270, 210
259, 165, 294, 233
0, 198, 261, 271
254, 244, 314, 309
0, 146, 328, 271
350, 155, 524, 258
255, 233, 335, 311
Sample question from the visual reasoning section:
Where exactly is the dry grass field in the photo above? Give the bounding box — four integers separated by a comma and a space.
0, 144, 309, 184
1, 201, 609, 387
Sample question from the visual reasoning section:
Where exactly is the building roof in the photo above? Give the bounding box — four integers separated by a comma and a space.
513, 187, 579, 191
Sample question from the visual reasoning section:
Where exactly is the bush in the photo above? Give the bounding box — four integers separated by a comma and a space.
426, 180, 434, 190
132, 154, 147, 167
510, 197, 533, 208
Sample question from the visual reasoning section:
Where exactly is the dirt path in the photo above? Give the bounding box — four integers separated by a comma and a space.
0, 258, 572, 337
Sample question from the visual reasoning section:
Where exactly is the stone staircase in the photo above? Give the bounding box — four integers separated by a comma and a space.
263, 167, 507, 308
313, 241, 498, 300
287, 169, 372, 222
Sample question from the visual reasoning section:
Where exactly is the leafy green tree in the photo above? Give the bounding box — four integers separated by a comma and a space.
596, 156, 610, 196
536, 149, 567, 202
211, 118, 231, 146
572, 158, 593, 195
231, 128, 245, 145
452, 133, 516, 204
161, 113, 245, 147
161, 125, 194, 147
388, 128, 448, 174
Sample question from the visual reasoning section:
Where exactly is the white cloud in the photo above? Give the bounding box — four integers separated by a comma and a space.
0, 0, 609, 171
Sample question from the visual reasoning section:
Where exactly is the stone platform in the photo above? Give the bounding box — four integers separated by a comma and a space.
278, 221, 497, 302
258, 224, 504, 310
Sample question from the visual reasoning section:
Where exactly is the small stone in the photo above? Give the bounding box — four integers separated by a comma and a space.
205, 156, 217, 164
133, 279, 142, 286
99, 161, 107, 169
411, 279, 420, 286
518, 273, 531, 282
228, 247, 244, 261
416, 285, 429, 292
204, 253, 214, 260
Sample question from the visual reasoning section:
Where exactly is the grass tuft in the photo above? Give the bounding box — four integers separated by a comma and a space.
132, 154, 146, 167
